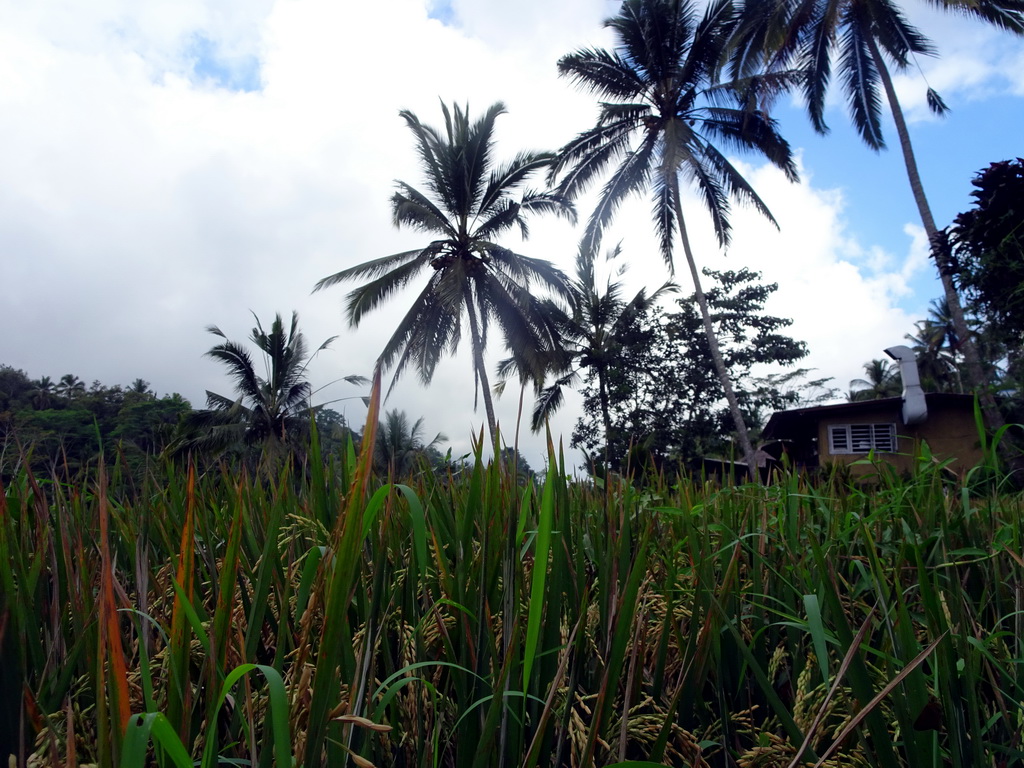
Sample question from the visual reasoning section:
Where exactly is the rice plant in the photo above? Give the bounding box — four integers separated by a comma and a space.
2, 398, 1023, 767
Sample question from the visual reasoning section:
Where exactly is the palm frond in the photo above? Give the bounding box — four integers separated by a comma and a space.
944, 0, 1024, 33
400, 107, 455, 213
478, 151, 554, 214
698, 106, 797, 180
579, 134, 657, 257
205, 342, 262, 402
801, 0, 841, 136
652, 174, 678, 270
531, 378, 569, 432
549, 118, 638, 196
926, 87, 950, 116
314, 248, 428, 292
343, 256, 434, 326
556, 47, 647, 99
391, 185, 458, 237
838, 16, 886, 150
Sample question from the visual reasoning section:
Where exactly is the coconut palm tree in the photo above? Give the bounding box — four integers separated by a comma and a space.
314, 101, 575, 444
849, 358, 901, 400
174, 311, 362, 457
56, 374, 85, 401
502, 243, 676, 445
29, 376, 55, 410
904, 298, 965, 391
730, 0, 1024, 430
128, 378, 154, 396
551, 0, 798, 470
374, 408, 447, 477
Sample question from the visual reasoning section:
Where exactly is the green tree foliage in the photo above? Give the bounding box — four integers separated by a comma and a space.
373, 409, 447, 477
505, 243, 675, 441
950, 158, 1024, 345
902, 298, 965, 393
172, 311, 358, 463
551, 0, 798, 469
573, 268, 809, 474
0, 365, 33, 414
849, 359, 901, 401
314, 101, 574, 443
29, 376, 56, 410
731, 0, 1024, 434
0, 364, 191, 480
314, 407, 361, 459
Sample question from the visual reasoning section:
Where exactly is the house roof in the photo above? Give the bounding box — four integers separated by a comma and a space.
762, 393, 976, 442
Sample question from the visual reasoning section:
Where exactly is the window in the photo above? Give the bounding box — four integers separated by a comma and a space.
828, 423, 897, 454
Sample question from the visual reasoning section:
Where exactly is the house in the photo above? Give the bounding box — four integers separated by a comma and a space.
761, 346, 982, 476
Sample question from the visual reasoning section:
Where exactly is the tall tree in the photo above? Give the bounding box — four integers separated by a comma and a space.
551, 0, 798, 470
173, 311, 357, 458
849, 358, 901, 400
903, 298, 963, 392
732, 0, 1024, 432
574, 267, 809, 474
29, 376, 55, 411
56, 374, 85, 400
949, 158, 1024, 346
504, 243, 675, 447
373, 408, 447, 477
315, 102, 575, 444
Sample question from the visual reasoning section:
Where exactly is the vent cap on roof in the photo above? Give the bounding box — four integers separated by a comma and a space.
884, 345, 927, 425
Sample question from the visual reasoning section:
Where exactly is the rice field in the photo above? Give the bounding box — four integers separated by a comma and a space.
2, 392, 1024, 767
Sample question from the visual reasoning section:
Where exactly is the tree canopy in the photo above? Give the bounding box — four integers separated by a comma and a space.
572, 268, 811, 474
315, 101, 575, 444
950, 158, 1024, 346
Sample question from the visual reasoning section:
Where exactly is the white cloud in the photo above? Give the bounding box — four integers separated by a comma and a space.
0, 0, 1018, 470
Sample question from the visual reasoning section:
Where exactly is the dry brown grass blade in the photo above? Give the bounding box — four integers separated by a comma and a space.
811, 631, 948, 768
65, 696, 77, 768
333, 714, 393, 732
522, 615, 582, 768
785, 607, 876, 768
98, 461, 132, 735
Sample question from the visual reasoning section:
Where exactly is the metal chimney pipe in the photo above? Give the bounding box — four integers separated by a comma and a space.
884, 345, 928, 425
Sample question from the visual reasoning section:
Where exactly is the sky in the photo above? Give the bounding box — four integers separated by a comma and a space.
1, 0, 1022, 469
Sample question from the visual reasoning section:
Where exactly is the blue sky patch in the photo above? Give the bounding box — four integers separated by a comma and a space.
190, 34, 261, 93
427, 0, 456, 25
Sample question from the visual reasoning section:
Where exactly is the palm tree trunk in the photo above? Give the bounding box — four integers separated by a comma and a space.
466, 297, 499, 444
671, 178, 758, 477
868, 37, 1008, 437
597, 364, 615, 472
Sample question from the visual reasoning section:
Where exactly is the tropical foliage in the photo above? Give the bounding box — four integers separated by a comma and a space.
314, 101, 574, 443
949, 158, 1024, 345
373, 407, 447, 477
551, 0, 799, 469
573, 268, 810, 474
0, 364, 191, 481
170, 311, 359, 461
731, 0, 1024, 433
849, 358, 901, 401
506, 243, 675, 442
4, 391, 1024, 767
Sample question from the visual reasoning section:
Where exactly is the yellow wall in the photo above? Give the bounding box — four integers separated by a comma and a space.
818, 404, 982, 475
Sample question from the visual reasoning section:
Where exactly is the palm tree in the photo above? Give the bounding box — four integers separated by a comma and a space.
904, 299, 964, 391
128, 378, 154, 396
551, 0, 798, 470
503, 243, 675, 447
849, 358, 901, 400
56, 374, 85, 400
29, 376, 55, 410
175, 311, 360, 457
374, 409, 447, 477
314, 101, 575, 444
731, 0, 1024, 430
